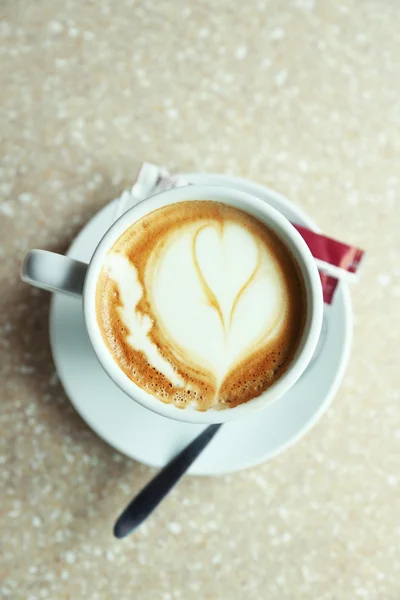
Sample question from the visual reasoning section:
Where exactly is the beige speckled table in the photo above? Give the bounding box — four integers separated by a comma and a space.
1, 1, 400, 598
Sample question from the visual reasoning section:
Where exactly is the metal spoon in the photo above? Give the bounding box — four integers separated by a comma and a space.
114, 423, 222, 538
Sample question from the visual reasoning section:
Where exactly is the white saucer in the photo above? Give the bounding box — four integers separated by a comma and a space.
49, 173, 352, 475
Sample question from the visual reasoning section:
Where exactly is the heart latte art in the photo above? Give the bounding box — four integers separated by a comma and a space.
96, 201, 306, 410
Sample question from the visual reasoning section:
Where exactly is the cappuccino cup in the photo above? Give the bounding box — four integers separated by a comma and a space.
21, 185, 323, 424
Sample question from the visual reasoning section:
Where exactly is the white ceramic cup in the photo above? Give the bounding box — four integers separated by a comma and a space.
21, 185, 323, 424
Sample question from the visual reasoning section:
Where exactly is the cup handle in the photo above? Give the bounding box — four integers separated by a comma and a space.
21, 250, 88, 298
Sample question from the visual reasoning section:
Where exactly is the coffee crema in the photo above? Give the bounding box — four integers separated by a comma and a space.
96, 201, 306, 410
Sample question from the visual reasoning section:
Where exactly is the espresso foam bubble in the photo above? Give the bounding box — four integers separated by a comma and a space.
96, 201, 306, 410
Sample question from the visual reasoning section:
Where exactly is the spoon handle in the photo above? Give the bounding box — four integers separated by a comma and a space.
114, 423, 221, 538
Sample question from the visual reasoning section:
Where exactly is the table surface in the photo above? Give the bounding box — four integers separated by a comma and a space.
1, 1, 399, 598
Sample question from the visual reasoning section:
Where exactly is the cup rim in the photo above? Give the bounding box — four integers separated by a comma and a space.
83, 185, 323, 424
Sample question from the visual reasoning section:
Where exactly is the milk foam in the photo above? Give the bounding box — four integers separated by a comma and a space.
149, 222, 286, 381
104, 221, 287, 392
